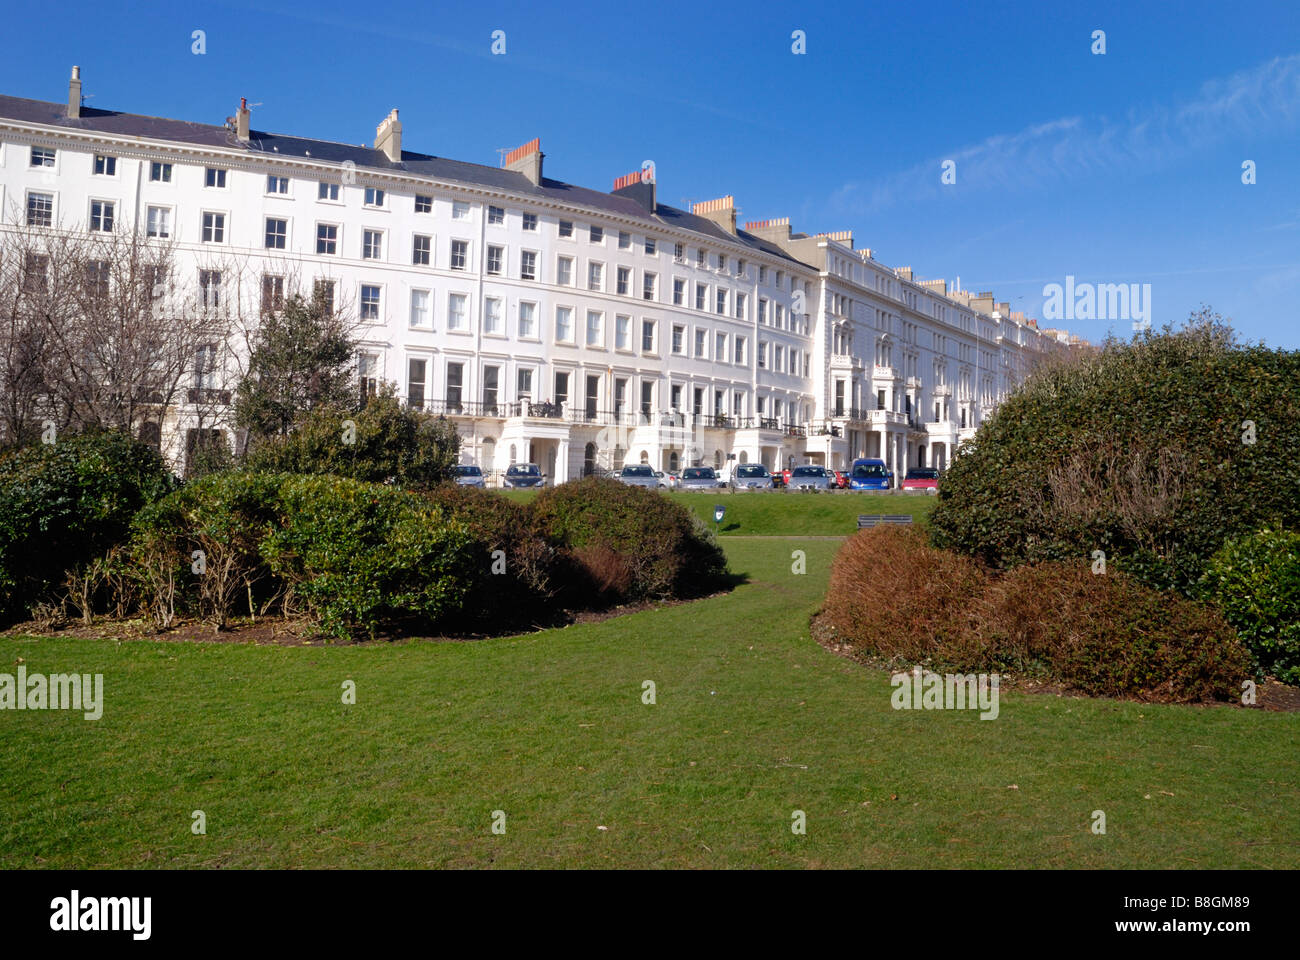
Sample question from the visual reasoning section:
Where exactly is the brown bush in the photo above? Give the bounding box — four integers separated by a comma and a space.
822, 527, 1251, 703
571, 542, 634, 604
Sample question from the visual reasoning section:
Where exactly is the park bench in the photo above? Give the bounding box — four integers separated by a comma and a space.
857, 514, 914, 529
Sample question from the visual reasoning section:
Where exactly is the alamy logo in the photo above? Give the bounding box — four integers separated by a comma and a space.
891, 667, 1000, 720
50, 891, 151, 940
1042, 275, 1151, 327
0, 668, 103, 720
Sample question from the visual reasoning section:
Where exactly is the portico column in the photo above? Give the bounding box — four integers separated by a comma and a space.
556, 440, 569, 485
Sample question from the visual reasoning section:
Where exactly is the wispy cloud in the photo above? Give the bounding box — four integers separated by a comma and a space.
830, 53, 1300, 215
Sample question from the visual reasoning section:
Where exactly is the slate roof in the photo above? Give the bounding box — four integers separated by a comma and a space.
0, 93, 807, 266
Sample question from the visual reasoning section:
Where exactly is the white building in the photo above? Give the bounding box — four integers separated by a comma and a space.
0, 68, 1077, 484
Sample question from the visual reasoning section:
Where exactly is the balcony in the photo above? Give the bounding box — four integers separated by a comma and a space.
187, 387, 231, 405
873, 365, 900, 380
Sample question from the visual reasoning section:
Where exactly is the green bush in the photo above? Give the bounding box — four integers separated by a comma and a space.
929, 315, 1300, 592
0, 430, 176, 624
244, 389, 460, 490
130, 472, 476, 639
532, 477, 727, 603
1196, 527, 1300, 684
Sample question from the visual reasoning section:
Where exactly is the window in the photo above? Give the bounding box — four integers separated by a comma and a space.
558, 219, 573, 238
446, 362, 464, 409
360, 284, 381, 320
519, 301, 536, 338
618, 231, 631, 249
358, 353, 379, 402
146, 206, 171, 238
409, 289, 430, 327
735, 292, 746, 320
674, 242, 685, 262
484, 297, 503, 335
759, 265, 768, 283
266, 175, 289, 195
84, 260, 110, 300
715, 332, 727, 362
200, 210, 223, 240
452, 201, 470, 220
641, 381, 654, 418
557, 256, 573, 286
313, 279, 336, 314
450, 240, 468, 270
517, 367, 533, 398
775, 304, 784, 328
520, 251, 537, 280
261, 274, 285, 312
715, 288, 727, 315
642, 272, 657, 301
590, 225, 603, 243
522, 212, 538, 231
31, 147, 55, 168
486, 245, 503, 275
318, 182, 339, 201
671, 325, 684, 354
204, 168, 226, 188
716, 254, 726, 271
407, 358, 427, 409
364, 187, 385, 207
736, 259, 746, 278
673, 278, 685, 306
555, 371, 570, 407
488, 204, 505, 225
695, 283, 707, 311
316, 223, 338, 255
90, 200, 115, 232
758, 298, 768, 324
616, 267, 630, 296
363, 230, 384, 260
774, 344, 784, 371
555, 306, 574, 342
415, 194, 433, 213
264, 217, 287, 249
26, 193, 53, 227
150, 162, 172, 183
579, 261, 600, 291
194, 344, 218, 391
695, 329, 707, 358
641, 319, 656, 353
696, 248, 706, 267
775, 270, 784, 288
199, 270, 221, 308
644, 237, 656, 255
412, 234, 431, 266
93, 155, 116, 176
586, 310, 602, 346
734, 337, 746, 365
448, 293, 467, 331
483, 366, 502, 413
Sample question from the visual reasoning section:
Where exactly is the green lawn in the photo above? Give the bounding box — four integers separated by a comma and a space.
2, 502, 1297, 868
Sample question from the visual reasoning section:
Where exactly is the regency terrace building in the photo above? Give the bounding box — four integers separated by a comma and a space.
0, 68, 1080, 484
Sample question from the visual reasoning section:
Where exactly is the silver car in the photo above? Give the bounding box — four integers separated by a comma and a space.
679, 466, 721, 490
788, 465, 833, 491
453, 464, 485, 488
730, 463, 774, 491
617, 464, 660, 490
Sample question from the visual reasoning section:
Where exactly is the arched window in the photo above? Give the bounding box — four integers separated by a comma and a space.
714, 449, 722, 469
738, 450, 748, 464
668, 451, 679, 472
509, 443, 517, 465
639, 450, 649, 464
583, 442, 596, 476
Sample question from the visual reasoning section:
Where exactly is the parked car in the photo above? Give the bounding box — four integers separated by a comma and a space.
848, 458, 893, 491
679, 466, 721, 490
788, 465, 834, 491
503, 462, 545, 489
730, 463, 774, 491
618, 464, 660, 490
453, 464, 485, 488
832, 469, 850, 489
902, 467, 940, 494
654, 470, 677, 489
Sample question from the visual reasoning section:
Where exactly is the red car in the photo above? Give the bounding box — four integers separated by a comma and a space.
832, 469, 850, 489
901, 468, 940, 493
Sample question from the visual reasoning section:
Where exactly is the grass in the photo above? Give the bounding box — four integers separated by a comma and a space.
1, 499, 1296, 868
502, 487, 936, 536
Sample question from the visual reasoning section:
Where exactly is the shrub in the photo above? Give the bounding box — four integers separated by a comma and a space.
532, 477, 727, 604
823, 527, 1250, 703
130, 472, 476, 639
1196, 528, 1300, 684
243, 389, 459, 490
0, 430, 176, 624
929, 314, 1300, 593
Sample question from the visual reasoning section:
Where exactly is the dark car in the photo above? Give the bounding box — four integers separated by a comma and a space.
503, 463, 545, 489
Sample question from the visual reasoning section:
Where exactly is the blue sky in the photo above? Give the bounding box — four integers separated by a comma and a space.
4, 0, 1299, 346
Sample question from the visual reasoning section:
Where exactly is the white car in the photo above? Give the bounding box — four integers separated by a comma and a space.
654, 470, 677, 489
679, 466, 721, 490
729, 463, 774, 491
617, 464, 660, 490
788, 465, 834, 491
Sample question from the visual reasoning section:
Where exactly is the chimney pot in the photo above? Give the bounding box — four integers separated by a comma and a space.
236, 98, 250, 142
67, 65, 82, 119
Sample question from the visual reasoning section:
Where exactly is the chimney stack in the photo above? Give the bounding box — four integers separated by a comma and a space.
68, 66, 82, 119
374, 108, 401, 162
504, 137, 543, 185
744, 218, 791, 242
612, 168, 656, 213
816, 230, 853, 249
693, 196, 737, 235
236, 97, 250, 142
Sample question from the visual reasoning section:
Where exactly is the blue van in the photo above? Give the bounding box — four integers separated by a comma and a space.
849, 458, 893, 491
